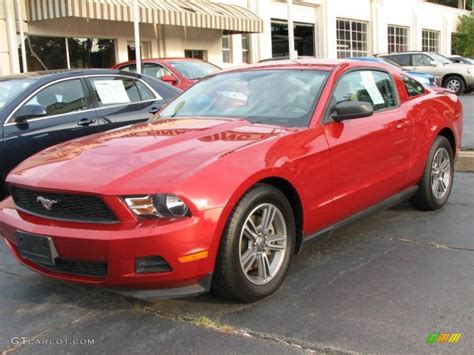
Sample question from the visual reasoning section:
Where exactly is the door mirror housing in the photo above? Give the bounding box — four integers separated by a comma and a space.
429, 60, 438, 66
332, 101, 374, 121
14, 104, 47, 123
160, 75, 178, 85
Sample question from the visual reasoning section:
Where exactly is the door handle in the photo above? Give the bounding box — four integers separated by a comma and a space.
149, 106, 161, 114
77, 118, 96, 127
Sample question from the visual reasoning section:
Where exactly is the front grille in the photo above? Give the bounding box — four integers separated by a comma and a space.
10, 186, 118, 223
36, 258, 107, 278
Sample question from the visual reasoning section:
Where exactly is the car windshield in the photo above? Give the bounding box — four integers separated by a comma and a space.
167, 61, 220, 80
430, 53, 451, 65
462, 57, 474, 64
157, 69, 329, 127
0, 78, 35, 109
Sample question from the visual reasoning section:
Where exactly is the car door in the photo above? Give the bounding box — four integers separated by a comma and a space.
3, 78, 99, 173
410, 54, 440, 77
322, 69, 413, 221
86, 75, 165, 130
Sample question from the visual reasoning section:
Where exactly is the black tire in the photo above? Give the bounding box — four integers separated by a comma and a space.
212, 184, 295, 302
443, 75, 465, 95
411, 136, 454, 210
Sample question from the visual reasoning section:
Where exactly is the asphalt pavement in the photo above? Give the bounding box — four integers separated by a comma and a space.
0, 172, 472, 354
460, 93, 474, 150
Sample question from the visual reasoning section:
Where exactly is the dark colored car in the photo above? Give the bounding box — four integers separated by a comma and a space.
112, 58, 221, 90
0, 69, 181, 197
448, 55, 474, 65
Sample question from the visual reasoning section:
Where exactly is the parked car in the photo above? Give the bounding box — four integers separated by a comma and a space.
377, 51, 474, 94
0, 69, 181, 198
0, 59, 463, 302
448, 55, 474, 65
349, 57, 436, 86
113, 58, 220, 90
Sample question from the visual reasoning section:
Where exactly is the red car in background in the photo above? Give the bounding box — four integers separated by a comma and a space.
0, 59, 463, 302
112, 58, 220, 90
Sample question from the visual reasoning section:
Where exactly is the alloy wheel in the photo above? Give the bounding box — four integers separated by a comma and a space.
446, 79, 461, 93
431, 147, 451, 200
238, 203, 288, 285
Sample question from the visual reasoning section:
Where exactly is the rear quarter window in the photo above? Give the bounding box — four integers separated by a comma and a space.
403, 76, 425, 97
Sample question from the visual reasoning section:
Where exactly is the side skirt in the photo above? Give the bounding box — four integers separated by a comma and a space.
298, 186, 418, 253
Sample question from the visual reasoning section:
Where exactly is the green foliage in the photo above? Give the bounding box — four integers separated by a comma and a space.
453, 13, 474, 57
428, 0, 472, 11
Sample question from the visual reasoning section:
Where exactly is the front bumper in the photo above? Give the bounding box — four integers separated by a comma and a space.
0, 197, 223, 298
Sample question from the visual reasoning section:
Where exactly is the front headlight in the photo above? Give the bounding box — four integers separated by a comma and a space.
123, 194, 190, 218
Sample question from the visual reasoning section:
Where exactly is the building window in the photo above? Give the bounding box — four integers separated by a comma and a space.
388, 25, 408, 53
336, 19, 368, 58
271, 20, 314, 58
222, 31, 232, 63
127, 41, 151, 61
19, 35, 115, 72
68, 38, 116, 68
242, 34, 250, 63
184, 49, 207, 60
422, 29, 439, 52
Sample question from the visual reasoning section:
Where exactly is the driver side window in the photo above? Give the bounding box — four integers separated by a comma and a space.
20, 79, 87, 118
333, 70, 397, 112
143, 63, 174, 79
412, 54, 433, 66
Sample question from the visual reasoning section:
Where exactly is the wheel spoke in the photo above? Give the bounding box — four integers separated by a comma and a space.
241, 248, 257, 272
432, 179, 440, 194
257, 253, 271, 281
267, 233, 286, 251
440, 158, 449, 172
243, 219, 259, 241
261, 205, 276, 232
439, 178, 447, 192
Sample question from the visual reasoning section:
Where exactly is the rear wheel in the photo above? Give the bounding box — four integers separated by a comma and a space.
443, 75, 465, 95
411, 136, 454, 210
212, 184, 295, 302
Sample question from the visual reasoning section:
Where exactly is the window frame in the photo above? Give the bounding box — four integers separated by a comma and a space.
4, 75, 160, 126
222, 31, 232, 64
336, 18, 369, 58
387, 25, 409, 53
322, 68, 400, 124
421, 29, 440, 52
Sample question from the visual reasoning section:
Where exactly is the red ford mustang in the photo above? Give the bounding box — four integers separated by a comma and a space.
0, 59, 463, 302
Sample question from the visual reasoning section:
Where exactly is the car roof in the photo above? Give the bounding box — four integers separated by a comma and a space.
214, 58, 395, 75
0, 69, 141, 83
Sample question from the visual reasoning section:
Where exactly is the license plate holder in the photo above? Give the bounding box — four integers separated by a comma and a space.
16, 231, 58, 266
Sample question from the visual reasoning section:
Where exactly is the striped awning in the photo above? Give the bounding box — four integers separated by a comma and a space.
27, 0, 263, 33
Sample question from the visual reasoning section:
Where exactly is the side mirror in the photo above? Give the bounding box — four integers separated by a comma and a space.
160, 75, 178, 85
332, 101, 373, 121
429, 60, 438, 66
14, 104, 47, 123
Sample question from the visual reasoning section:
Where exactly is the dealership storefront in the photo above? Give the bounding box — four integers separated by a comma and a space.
0, 0, 469, 76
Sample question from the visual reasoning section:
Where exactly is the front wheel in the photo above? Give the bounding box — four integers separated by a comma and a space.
443, 75, 465, 95
411, 136, 454, 210
212, 184, 295, 302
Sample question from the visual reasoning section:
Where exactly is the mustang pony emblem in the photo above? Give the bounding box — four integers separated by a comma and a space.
36, 196, 58, 210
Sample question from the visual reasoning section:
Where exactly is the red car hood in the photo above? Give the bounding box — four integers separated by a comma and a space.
8, 118, 290, 195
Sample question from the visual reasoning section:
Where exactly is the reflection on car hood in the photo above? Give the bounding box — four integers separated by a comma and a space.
8, 118, 292, 194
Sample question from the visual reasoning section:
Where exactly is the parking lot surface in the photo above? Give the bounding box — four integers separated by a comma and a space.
0, 172, 472, 354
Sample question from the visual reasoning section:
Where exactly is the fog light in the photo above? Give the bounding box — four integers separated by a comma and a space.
135, 256, 172, 273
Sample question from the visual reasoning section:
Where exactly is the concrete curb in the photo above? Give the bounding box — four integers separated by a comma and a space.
456, 151, 474, 172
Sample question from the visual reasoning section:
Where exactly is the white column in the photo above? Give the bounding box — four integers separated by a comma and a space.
256, 0, 272, 61
231, 34, 243, 65
321, 0, 337, 59
4, 0, 19, 74
16, 0, 27, 72
287, 0, 296, 59
133, 0, 141, 73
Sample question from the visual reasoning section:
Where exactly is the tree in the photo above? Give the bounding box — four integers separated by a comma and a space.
428, 0, 472, 11
453, 13, 474, 57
